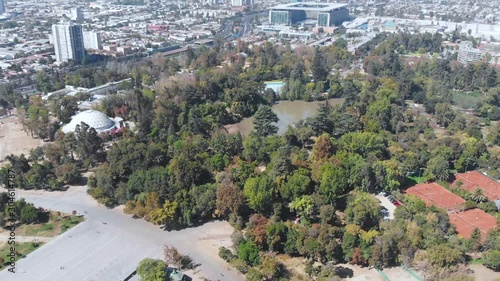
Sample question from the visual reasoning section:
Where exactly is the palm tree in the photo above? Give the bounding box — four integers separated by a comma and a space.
470, 187, 488, 203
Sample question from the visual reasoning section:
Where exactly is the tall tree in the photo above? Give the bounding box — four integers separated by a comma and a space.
74, 122, 103, 166
470, 188, 488, 203
216, 179, 244, 217
131, 89, 153, 137
244, 175, 274, 214
424, 155, 449, 181
310, 103, 332, 135
253, 105, 279, 137
312, 48, 328, 82
344, 192, 382, 230
136, 258, 167, 281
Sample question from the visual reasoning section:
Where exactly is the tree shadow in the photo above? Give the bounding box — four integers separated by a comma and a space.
38, 210, 51, 223
277, 262, 292, 279
74, 175, 88, 186
162, 218, 226, 232
335, 266, 354, 278
181, 255, 201, 270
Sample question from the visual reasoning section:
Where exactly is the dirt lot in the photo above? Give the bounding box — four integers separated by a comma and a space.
383, 267, 419, 281
470, 264, 500, 281
278, 257, 385, 281
0, 112, 44, 163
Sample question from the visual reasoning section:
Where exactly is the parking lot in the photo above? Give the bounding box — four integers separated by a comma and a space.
374, 194, 397, 220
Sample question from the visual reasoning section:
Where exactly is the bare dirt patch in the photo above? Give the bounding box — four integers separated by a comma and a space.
340, 264, 383, 281
382, 267, 419, 281
277, 255, 308, 280
0, 112, 45, 163
195, 221, 242, 280
469, 264, 500, 281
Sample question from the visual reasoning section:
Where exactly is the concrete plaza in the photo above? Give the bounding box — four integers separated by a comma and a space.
0, 186, 243, 281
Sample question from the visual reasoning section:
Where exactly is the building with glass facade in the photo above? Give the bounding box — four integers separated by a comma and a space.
269, 2, 349, 27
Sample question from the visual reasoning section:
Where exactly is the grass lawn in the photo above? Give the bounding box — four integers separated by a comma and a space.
403, 175, 425, 188
452, 91, 481, 109
61, 216, 84, 233
2, 212, 84, 237
0, 242, 44, 271
470, 258, 484, 265
408, 175, 425, 184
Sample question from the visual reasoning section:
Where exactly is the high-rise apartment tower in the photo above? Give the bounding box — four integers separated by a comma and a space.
52, 22, 85, 64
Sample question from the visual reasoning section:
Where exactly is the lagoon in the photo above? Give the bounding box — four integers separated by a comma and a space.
225, 98, 344, 136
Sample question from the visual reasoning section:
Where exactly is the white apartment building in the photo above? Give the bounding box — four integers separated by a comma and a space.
71, 7, 84, 22
231, 0, 243, 7
83, 30, 102, 50
52, 22, 85, 64
458, 41, 483, 64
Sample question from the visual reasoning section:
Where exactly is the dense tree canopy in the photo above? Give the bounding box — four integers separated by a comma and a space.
3, 30, 500, 281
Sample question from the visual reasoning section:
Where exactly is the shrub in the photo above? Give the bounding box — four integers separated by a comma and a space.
483, 250, 500, 272
237, 240, 261, 266
218, 246, 234, 262
230, 258, 249, 273
20, 204, 41, 224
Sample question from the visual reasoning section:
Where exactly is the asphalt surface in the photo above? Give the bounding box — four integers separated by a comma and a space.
0, 186, 243, 281
375, 195, 396, 220
220, 11, 267, 40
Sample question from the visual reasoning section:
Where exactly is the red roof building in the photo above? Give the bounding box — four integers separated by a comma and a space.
406, 182, 466, 210
453, 171, 500, 201
448, 208, 497, 239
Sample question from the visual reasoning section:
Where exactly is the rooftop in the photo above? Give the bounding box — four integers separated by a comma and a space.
448, 208, 497, 239
405, 182, 466, 210
62, 110, 121, 134
452, 171, 500, 201
270, 2, 348, 12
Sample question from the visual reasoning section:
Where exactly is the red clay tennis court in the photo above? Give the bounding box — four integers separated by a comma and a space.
453, 171, 500, 201
406, 182, 466, 209
448, 208, 497, 239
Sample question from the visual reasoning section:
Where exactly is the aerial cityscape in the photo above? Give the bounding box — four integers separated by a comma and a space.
0, 0, 499, 280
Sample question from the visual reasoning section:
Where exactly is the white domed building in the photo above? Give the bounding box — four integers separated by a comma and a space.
62, 110, 124, 134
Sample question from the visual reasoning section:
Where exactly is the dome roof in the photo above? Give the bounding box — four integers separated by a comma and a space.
62, 110, 116, 133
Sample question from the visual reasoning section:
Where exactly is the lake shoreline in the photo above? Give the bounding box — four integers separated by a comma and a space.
225, 98, 344, 136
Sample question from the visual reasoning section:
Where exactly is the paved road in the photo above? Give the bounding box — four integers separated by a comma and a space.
0, 186, 244, 281
375, 195, 396, 219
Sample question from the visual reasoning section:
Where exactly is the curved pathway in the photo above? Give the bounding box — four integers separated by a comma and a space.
0, 186, 243, 281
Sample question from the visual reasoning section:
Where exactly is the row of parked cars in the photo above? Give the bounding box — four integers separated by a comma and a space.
378, 191, 402, 221
378, 192, 402, 206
